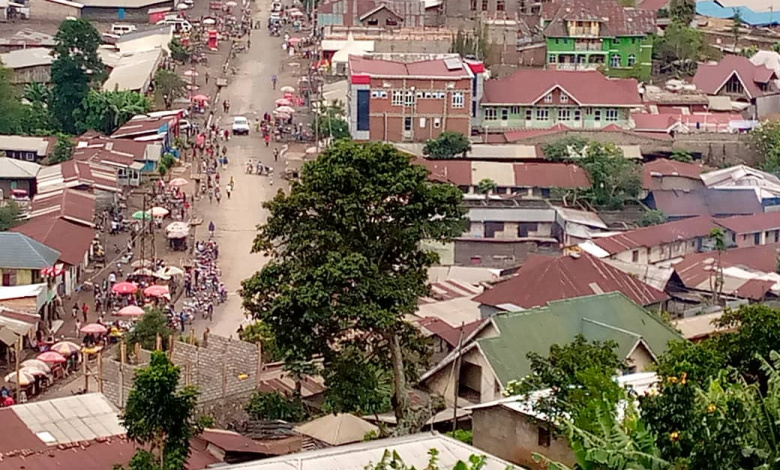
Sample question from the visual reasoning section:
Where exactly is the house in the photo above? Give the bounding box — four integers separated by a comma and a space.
641, 158, 705, 193
420, 292, 681, 405
716, 212, 780, 247
468, 372, 658, 470
0, 47, 53, 84
0, 135, 55, 162
27, 0, 82, 21
0, 283, 53, 331
474, 252, 669, 314
700, 164, 780, 207
0, 157, 40, 199
668, 244, 780, 306
692, 55, 779, 118
110, 111, 180, 145
316, 0, 426, 28
579, 215, 719, 264
479, 69, 642, 131
0, 29, 56, 52
0, 232, 59, 286
101, 48, 164, 93
73, 137, 162, 186
554, 206, 609, 245
541, 0, 656, 79
420, 160, 591, 196
78, 0, 172, 21
294, 414, 379, 448
35, 159, 120, 196
114, 24, 173, 55
413, 316, 484, 363
217, 433, 515, 470
463, 198, 558, 241
347, 55, 482, 142
440, 0, 525, 24
0, 393, 290, 469
647, 188, 764, 220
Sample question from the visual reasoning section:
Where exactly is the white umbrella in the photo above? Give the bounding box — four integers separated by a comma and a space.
149, 207, 169, 217
225, 0, 237, 5
275, 98, 292, 106
203, 18, 216, 25
156, 266, 185, 277
276, 106, 295, 114
280, 86, 295, 93
21, 359, 51, 373
305, 146, 318, 155
183, 70, 199, 77
4, 370, 36, 386
176, 3, 189, 9
166, 221, 190, 232
274, 112, 291, 120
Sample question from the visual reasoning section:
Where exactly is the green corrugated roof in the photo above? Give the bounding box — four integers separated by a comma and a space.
0, 232, 60, 269
477, 292, 682, 385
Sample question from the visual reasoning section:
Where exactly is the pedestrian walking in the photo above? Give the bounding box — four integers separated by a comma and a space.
205, 71, 209, 84
81, 303, 89, 323
71, 302, 78, 318
75, 319, 82, 335
226, 184, 232, 199
264, 133, 270, 146
209, 221, 215, 238
273, 148, 279, 161
271, 74, 277, 90
216, 190, 222, 205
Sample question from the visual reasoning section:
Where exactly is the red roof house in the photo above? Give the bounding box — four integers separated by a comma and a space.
716, 212, 780, 247
693, 55, 778, 100
473, 252, 669, 309
642, 158, 705, 190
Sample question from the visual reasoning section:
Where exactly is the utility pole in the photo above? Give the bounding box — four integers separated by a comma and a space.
451, 323, 465, 432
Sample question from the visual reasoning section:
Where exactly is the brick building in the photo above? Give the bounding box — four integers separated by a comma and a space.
347, 55, 484, 142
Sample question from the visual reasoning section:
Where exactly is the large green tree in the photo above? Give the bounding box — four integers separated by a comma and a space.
51, 18, 105, 133
0, 65, 24, 134
578, 143, 641, 209
241, 140, 465, 425
668, 0, 696, 25
423, 132, 472, 159
79, 90, 151, 135
153, 69, 186, 109
121, 351, 202, 470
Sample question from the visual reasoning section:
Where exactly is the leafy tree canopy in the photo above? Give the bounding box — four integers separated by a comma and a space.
78, 90, 151, 135
245, 390, 308, 422
48, 133, 74, 164
579, 143, 641, 209
240, 140, 465, 425
125, 309, 173, 351
153, 69, 186, 109
638, 210, 666, 227
0, 66, 24, 134
422, 132, 472, 159
669, 150, 693, 163
542, 136, 589, 162
669, 0, 695, 24
0, 202, 21, 231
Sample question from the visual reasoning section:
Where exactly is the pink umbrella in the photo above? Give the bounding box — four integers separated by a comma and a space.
191, 94, 209, 102
275, 113, 291, 121
283, 92, 294, 99
276, 105, 295, 114
144, 285, 170, 297
112, 281, 138, 295
81, 323, 108, 334
288, 37, 301, 44
37, 351, 66, 364
275, 98, 292, 106
117, 305, 145, 316
183, 69, 199, 77
168, 177, 189, 187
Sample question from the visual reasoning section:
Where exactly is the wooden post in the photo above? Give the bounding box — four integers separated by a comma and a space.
134, 342, 141, 361
83, 353, 89, 392
14, 337, 21, 398
188, 329, 195, 345
168, 335, 175, 358
452, 323, 465, 432
221, 355, 227, 398
155, 333, 162, 351
119, 341, 126, 405
97, 350, 103, 393
256, 342, 263, 384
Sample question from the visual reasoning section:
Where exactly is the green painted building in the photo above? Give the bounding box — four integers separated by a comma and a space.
540, 0, 656, 80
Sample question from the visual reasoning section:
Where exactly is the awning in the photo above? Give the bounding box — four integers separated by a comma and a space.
0, 326, 18, 347
708, 95, 732, 112
0, 316, 35, 337
130, 162, 146, 170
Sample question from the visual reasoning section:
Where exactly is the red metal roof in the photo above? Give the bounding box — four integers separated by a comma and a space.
416, 317, 483, 347
541, 0, 656, 37
198, 429, 300, 456
483, 69, 641, 106
12, 217, 95, 266
473, 252, 669, 308
642, 158, 704, 189
716, 211, 780, 234
651, 189, 763, 218
593, 215, 717, 254
0, 408, 48, 453
348, 55, 472, 79
514, 162, 590, 188
30, 189, 96, 226
693, 55, 777, 99
415, 159, 473, 186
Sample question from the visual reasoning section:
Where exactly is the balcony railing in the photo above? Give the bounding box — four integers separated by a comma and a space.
555, 62, 600, 71
568, 27, 599, 36
573, 43, 603, 51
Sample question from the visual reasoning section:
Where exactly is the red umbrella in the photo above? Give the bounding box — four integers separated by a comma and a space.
117, 305, 145, 316
37, 351, 67, 364
191, 94, 209, 102
143, 285, 170, 297
81, 323, 108, 334
112, 281, 138, 295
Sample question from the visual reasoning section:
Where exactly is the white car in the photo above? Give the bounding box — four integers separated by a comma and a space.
232, 116, 250, 135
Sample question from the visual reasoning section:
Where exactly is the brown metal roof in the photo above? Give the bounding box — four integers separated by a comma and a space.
514, 162, 590, 188
199, 429, 300, 456
716, 211, 780, 234
29, 189, 96, 226
474, 252, 669, 308
349, 55, 472, 79
0, 408, 47, 454
593, 216, 716, 254
541, 0, 656, 37
693, 55, 777, 99
672, 244, 780, 288
12, 217, 95, 266
642, 158, 704, 189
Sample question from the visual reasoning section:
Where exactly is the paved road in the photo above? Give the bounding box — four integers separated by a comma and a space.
193, 5, 288, 338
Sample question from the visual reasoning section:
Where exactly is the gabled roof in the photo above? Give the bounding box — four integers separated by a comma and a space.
650, 188, 763, 218
474, 252, 669, 309
348, 55, 473, 79
715, 211, 780, 234
417, 159, 590, 188
476, 293, 681, 384
591, 216, 717, 255
482, 69, 641, 106
0, 232, 60, 269
36, 160, 119, 195
29, 189, 96, 226
12, 217, 95, 266
0, 47, 54, 69
642, 158, 704, 189
541, 0, 656, 37
294, 414, 378, 446
0, 157, 41, 179
701, 164, 780, 194
693, 55, 777, 99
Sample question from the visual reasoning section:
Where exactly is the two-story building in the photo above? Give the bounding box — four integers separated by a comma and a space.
0, 232, 59, 287
541, 0, 656, 79
347, 55, 483, 142
479, 69, 641, 131
716, 212, 780, 248
693, 55, 780, 119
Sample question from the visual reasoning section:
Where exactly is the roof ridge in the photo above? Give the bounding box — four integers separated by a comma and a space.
581, 317, 642, 338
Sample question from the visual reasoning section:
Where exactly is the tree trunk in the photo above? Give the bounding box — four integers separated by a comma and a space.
389, 332, 409, 430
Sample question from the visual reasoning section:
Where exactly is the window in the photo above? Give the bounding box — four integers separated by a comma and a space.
606, 109, 619, 121
470, 0, 476, 9
510, 106, 520, 114
497, 0, 505, 9
632, 250, 639, 262
392, 91, 404, 106
416, 91, 423, 98
518, 222, 538, 237
404, 117, 412, 131
481, 0, 488, 9
548, 54, 557, 63
574, 109, 581, 121
433, 117, 441, 128
366, 18, 378, 26
525, 108, 533, 120
560, 93, 568, 103
484, 222, 504, 238
452, 91, 465, 108
755, 232, 761, 245
627, 54, 636, 67
371, 90, 387, 98
424, 91, 432, 99
386, 18, 398, 26
558, 108, 571, 121
484, 108, 497, 120
419, 117, 426, 128
610, 54, 621, 68
593, 109, 601, 121
404, 91, 415, 106
544, 93, 553, 103
538, 427, 551, 447
501, 108, 509, 120
536, 108, 549, 120
775, 230, 779, 243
